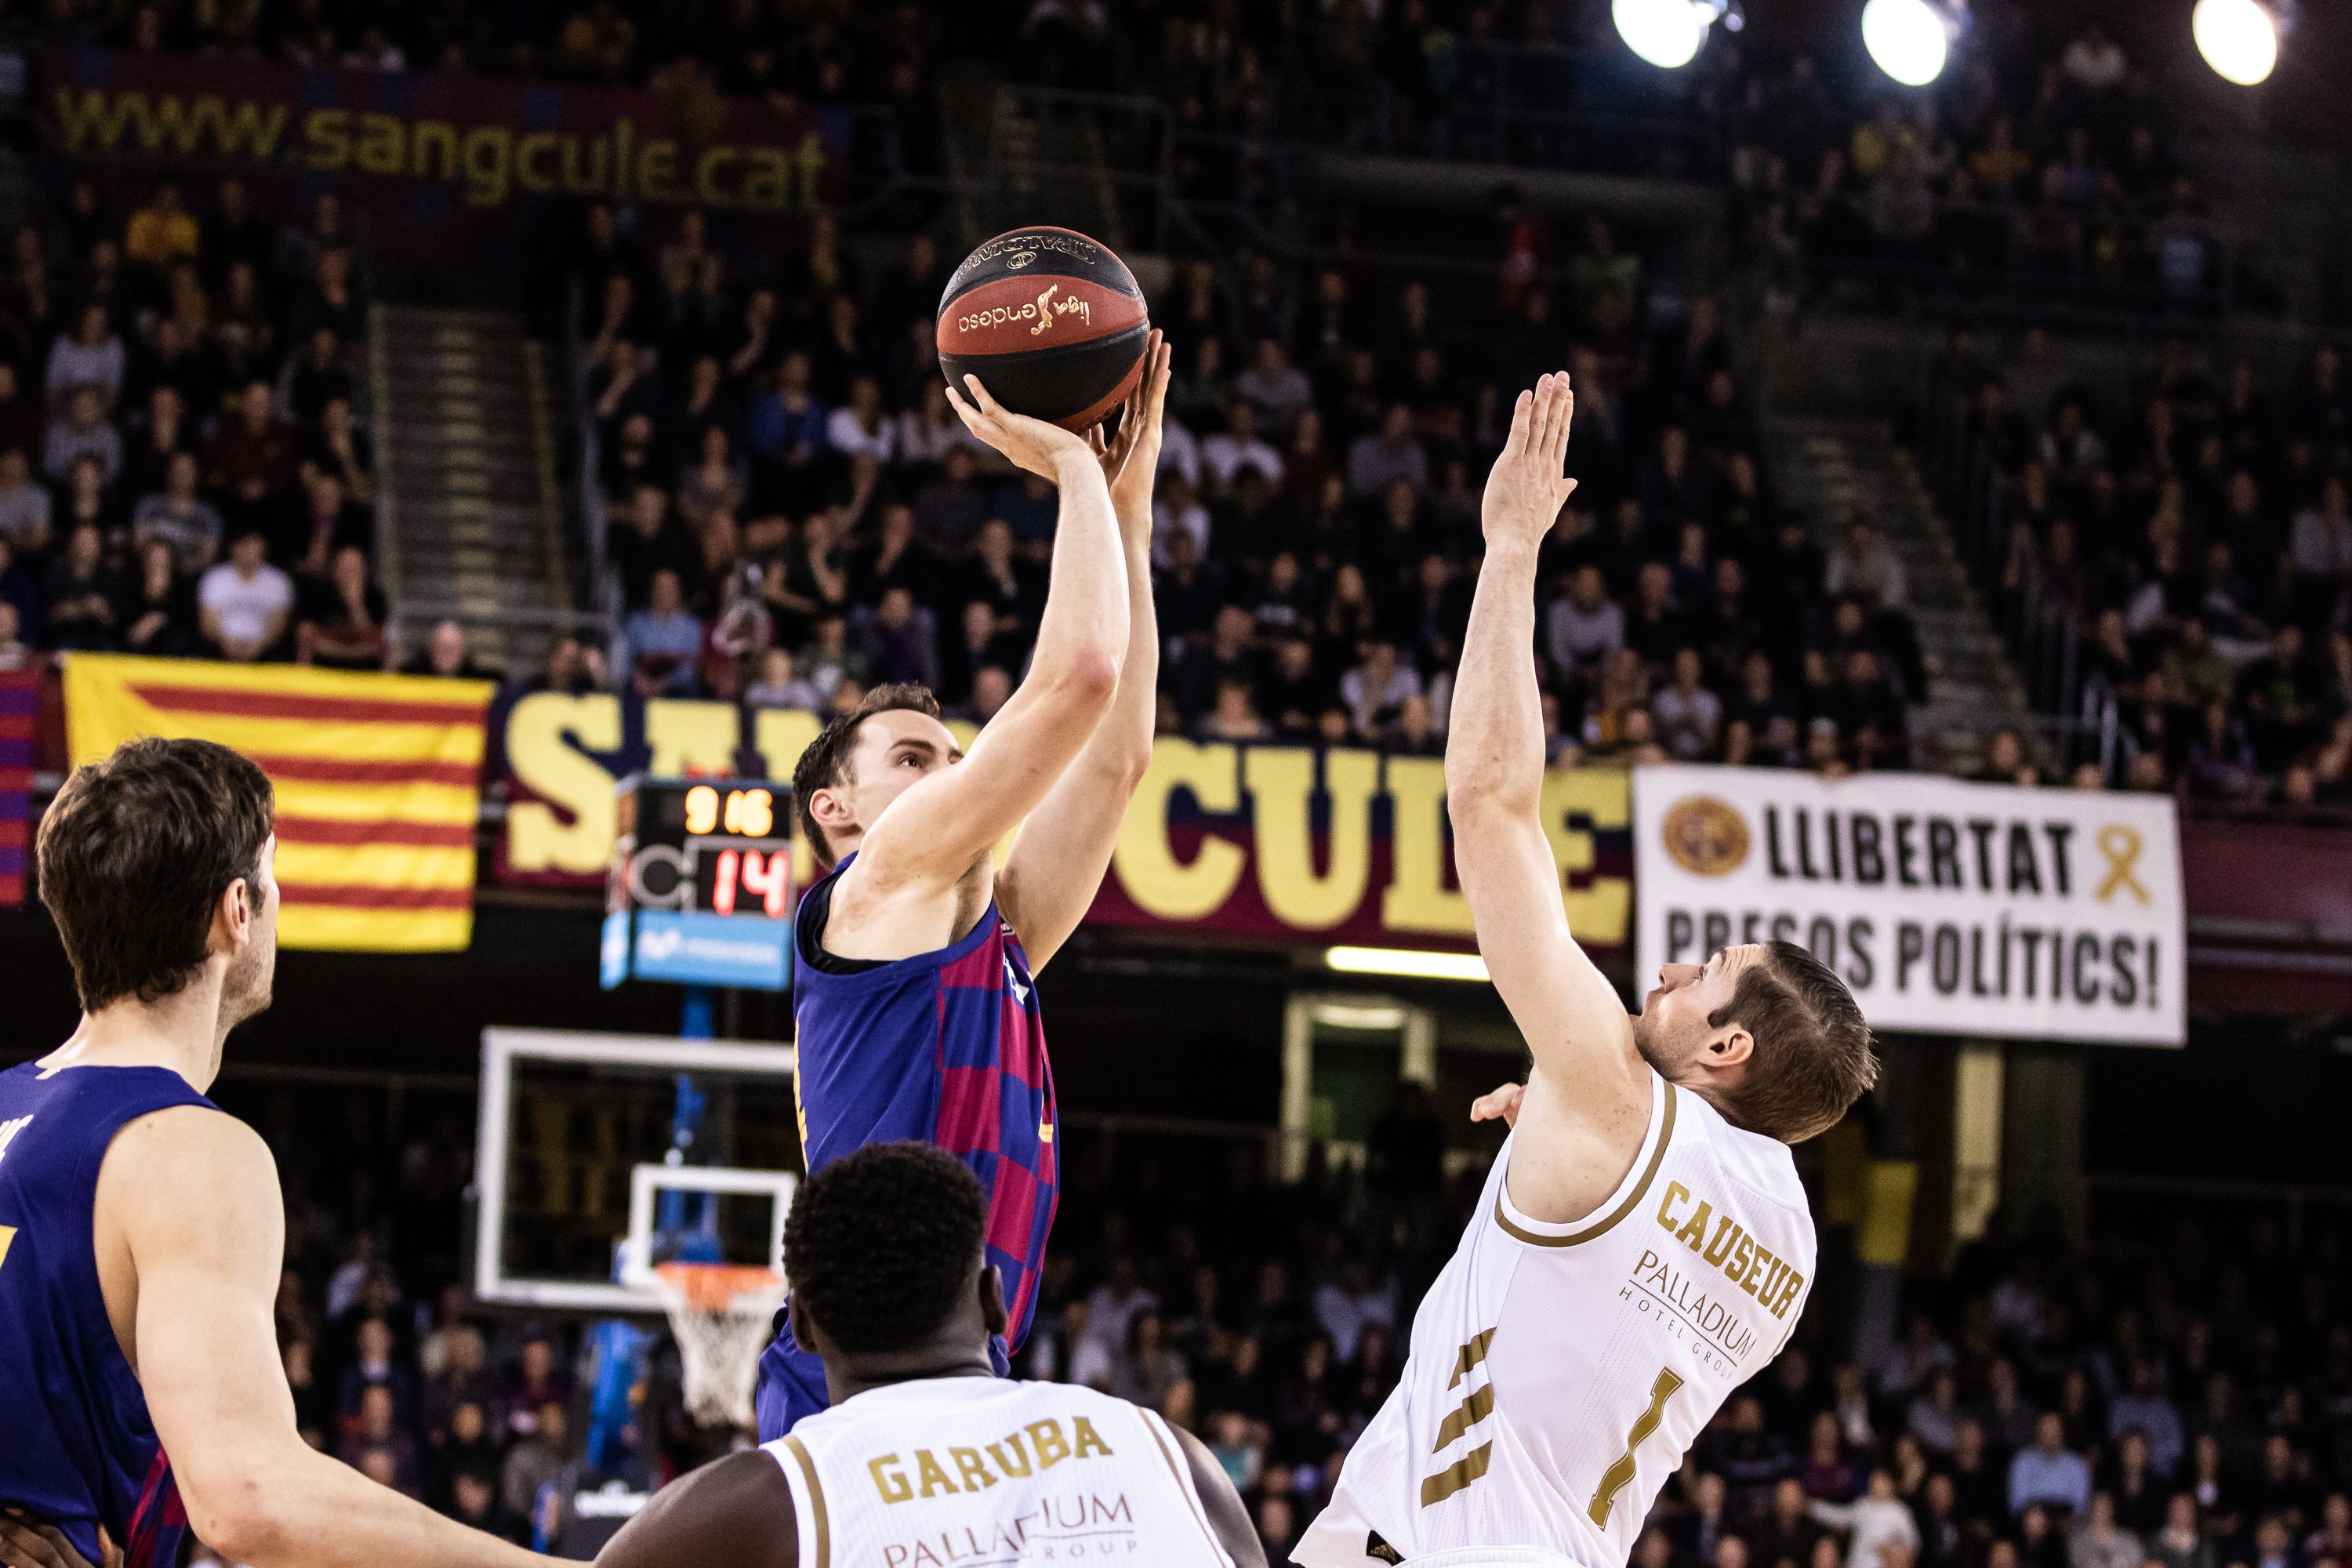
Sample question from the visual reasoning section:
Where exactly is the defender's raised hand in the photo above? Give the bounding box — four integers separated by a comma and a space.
944, 372, 1097, 482
1480, 370, 1577, 551
1088, 329, 1172, 521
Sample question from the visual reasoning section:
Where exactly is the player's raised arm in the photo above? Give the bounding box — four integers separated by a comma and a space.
1447, 373, 1644, 1098
853, 373, 1131, 891
110, 1109, 545, 1568
998, 332, 1172, 970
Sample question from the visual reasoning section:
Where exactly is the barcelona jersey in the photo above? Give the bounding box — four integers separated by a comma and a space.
755, 852, 1059, 1439
0, 1061, 215, 1568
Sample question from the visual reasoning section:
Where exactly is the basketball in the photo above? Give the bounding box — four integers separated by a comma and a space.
935, 226, 1149, 431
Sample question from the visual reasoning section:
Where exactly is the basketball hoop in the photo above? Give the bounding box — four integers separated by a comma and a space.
648, 1261, 786, 1430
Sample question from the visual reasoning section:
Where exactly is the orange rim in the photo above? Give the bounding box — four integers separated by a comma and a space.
653, 1261, 785, 1312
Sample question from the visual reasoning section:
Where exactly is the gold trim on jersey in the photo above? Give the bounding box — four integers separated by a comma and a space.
1430, 1384, 1495, 1450
1420, 1440, 1494, 1506
1493, 1082, 1679, 1248
782, 1436, 831, 1568
1446, 1327, 1496, 1390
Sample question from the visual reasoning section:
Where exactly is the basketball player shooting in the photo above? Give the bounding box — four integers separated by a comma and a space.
1292, 374, 1880, 1568
0, 740, 546, 1568
596, 1143, 1262, 1568
757, 333, 1174, 1439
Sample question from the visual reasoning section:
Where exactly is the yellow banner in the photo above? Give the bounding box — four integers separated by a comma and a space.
497, 693, 1633, 954
64, 654, 495, 952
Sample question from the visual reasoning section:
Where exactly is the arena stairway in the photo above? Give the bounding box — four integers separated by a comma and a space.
1762, 413, 2035, 776
370, 302, 576, 679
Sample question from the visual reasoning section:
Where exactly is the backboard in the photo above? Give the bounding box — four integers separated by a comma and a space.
473, 1026, 802, 1312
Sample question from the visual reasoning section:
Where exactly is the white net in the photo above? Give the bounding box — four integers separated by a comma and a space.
652, 1263, 786, 1430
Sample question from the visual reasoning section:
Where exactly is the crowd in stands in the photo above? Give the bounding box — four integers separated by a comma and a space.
1725, 22, 2262, 316
0, 176, 412, 677
1929, 328, 2352, 806
566, 197, 1946, 777
242, 1079, 2352, 1568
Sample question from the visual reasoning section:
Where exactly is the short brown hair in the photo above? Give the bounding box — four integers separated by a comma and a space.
792, 682, 942, 866
38, 737, 274, 1009
1708, 940, 1877, 1144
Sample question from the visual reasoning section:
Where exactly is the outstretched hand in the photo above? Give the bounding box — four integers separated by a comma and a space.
1088, 328, 1172, 522
944, 372, 1095, 482
1480, 370, 1577, 551
1469, 1080, 1526, 1128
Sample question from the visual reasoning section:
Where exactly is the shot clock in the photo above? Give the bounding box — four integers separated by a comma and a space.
600, 776, 797, 991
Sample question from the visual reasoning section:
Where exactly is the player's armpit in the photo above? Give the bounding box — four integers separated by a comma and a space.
1174, 1425, 1269, 1568
594, 1452, 800, 1568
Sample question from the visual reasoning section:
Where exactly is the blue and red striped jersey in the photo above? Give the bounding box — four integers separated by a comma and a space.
0, 1062, 212, 1568
755, 853, 1059, 1439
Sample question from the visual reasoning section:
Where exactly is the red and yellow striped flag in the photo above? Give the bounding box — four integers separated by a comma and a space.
62, 653, 495, 952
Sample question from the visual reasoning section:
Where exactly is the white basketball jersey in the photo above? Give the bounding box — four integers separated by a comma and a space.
763, 1375, 1235, 1567
1297, 1071, 1816, 1568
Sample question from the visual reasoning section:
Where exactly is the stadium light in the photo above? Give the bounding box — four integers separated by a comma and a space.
1861, 0, 1964, 87
1611, 0, 1741, 71
1325, 946, 1492, 983
2194, 0, 2283, 85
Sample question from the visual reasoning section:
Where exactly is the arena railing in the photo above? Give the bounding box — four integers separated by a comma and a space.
562, 278, 621, 633
1915, 361, 2119, 781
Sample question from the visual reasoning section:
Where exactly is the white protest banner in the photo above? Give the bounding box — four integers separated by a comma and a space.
1633, 765, 2183, 1045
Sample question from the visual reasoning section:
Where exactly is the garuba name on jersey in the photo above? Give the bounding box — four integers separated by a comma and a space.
764, 1376, 1233, 1568
1297, 1071, 1816, 1568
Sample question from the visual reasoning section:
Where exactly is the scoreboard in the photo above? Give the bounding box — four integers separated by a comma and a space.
600, 776, 796, 991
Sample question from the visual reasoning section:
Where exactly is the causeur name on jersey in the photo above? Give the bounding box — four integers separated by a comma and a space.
1653, 1181, 1805, 1320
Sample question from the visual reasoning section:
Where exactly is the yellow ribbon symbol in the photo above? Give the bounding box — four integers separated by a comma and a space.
2096, 825, 2149, 904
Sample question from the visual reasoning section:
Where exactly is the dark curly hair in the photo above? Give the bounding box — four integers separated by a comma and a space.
784, 1142, 988, 1354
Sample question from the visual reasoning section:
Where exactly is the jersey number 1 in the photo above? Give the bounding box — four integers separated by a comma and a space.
1587, 1367, 1684, 1527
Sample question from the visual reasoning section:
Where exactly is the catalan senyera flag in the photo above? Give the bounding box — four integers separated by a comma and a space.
63, 654, 495, 951
0, 670, 34, 908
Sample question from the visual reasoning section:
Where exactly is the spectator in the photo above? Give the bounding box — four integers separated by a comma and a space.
1236, 337, 1314, 435
42, 522, 117, 652
405, 619, 492, 681
1653, 647, 1724, 760
44, 385, 122, 485
1548, 563, 1626, 675
46, 303, 126, 407
855, 584, 937, 689
205, 378, 299, 524
296, 544, 390, 670
197, 528, 293, 661
1203, 401, 1283, 493
119, 539, 198, 659
499, 1403, 568, 1524
2013, 1413, 2094, 1520
2108, 1363, 2185, 1479
337, 1383, 421, 1496
744, 646, 824, 711
619, 569, 703, 695
1339, 640, 1421, 740
1346, 404, 1429, 496
1812, 1468, 1922, 1568
0, 448, 52, 556
131, 449, 223, 575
